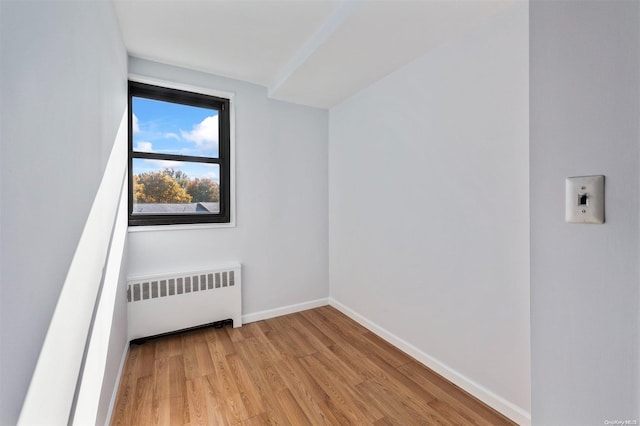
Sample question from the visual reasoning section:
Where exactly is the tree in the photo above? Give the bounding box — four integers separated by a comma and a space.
163, 168, 189, 189
134, 171, 192, 203
133, 175, 145, 201
186, 178, 219, 202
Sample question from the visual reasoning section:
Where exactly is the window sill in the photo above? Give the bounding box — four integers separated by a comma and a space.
127, 221, 236, 233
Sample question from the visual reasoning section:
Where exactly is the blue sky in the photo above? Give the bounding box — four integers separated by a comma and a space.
132, 97, 220, 183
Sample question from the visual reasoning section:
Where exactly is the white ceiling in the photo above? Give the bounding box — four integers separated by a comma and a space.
113, 0, 513, 109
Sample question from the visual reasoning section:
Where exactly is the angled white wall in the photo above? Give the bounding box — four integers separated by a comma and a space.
127, 58, 329, 319
0, 1, 128, 424
328, 3, 530, 423
530, 1, 640, 424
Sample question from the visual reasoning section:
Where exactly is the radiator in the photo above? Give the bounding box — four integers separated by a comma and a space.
127, 263, 242, 340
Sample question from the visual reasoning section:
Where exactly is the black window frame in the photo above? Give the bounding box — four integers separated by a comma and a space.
128, 81, 231, 226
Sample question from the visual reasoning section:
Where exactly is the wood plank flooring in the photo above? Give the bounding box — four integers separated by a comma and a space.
111, 306, 516, 425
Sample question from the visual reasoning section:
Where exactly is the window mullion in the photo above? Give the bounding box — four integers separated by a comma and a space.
132, 152, 221, 165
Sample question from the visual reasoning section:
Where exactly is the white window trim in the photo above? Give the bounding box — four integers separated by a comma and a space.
127, 74, 237, 232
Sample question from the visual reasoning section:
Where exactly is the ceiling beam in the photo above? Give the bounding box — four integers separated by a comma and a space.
268, 0, 359, 100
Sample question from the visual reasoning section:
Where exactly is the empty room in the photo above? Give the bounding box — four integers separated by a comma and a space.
1, 0, 638, 425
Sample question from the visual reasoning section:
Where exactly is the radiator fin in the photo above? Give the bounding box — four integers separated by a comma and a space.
127, 271, 240, 302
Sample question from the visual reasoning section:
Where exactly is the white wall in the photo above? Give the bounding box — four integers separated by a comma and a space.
127, 58, 329, 318
530, 1, 640, 424
96, 240, 129, 425
328, 3, 530, 423
0, 2, 127, 424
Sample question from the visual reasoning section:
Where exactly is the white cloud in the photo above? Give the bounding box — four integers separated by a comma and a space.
164, 132, 180, 140
132, 113, 140, 133
135, 141, 153, 152
143, 159, 182, 168
203, 171, 220, 183
181, 115, 218, 151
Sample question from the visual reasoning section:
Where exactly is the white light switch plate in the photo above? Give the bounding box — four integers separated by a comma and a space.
565, 175, 605, 224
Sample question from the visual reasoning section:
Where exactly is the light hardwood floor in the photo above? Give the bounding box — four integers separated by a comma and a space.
111, 306, 516, 425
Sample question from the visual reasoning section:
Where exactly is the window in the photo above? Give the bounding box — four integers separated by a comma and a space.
128, 81, 231, 226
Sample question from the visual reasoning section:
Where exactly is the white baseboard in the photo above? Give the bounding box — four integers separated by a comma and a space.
242, 298, 329, 324
328, 298, 531, 426
104, 345, 129, 426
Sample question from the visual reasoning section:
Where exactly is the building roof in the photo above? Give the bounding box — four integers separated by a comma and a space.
132, 202, 220, 214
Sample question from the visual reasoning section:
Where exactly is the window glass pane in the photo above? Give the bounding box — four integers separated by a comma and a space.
132, 97, 219, 158
132, 158, 220, 215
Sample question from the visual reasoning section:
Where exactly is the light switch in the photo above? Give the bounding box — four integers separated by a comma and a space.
565, 175, 605, 224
